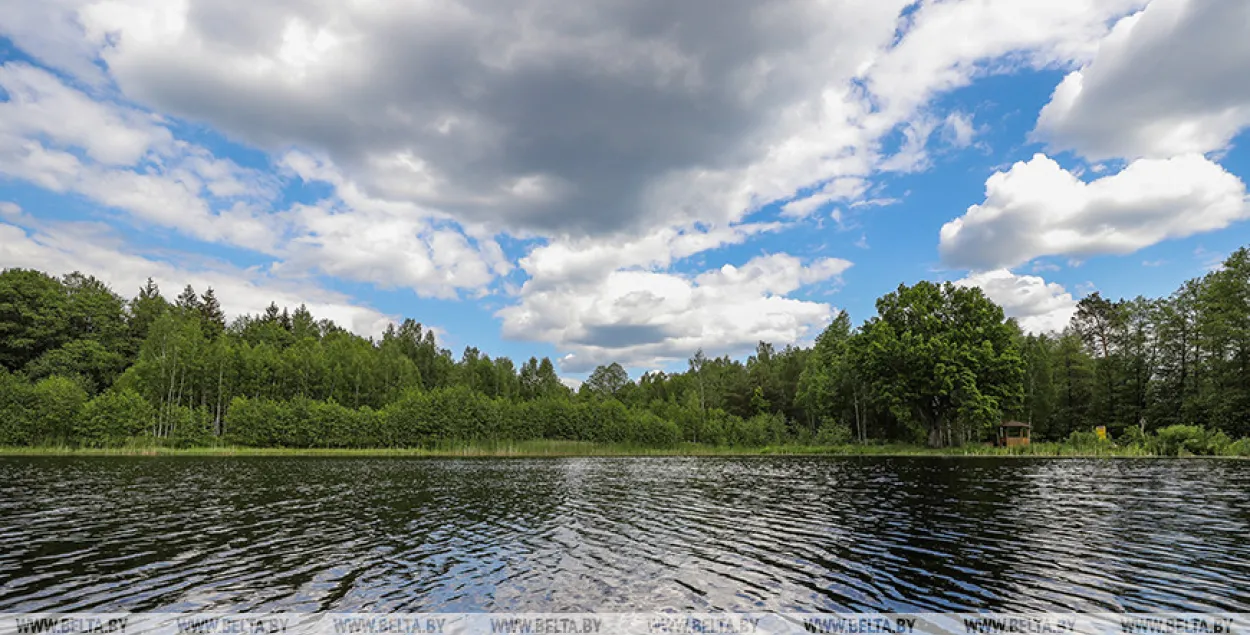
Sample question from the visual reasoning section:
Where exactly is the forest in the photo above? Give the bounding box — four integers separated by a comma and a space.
1, 246, 1249, 455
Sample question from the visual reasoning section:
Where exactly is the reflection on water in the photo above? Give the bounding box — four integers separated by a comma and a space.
1, 456, 1248, 612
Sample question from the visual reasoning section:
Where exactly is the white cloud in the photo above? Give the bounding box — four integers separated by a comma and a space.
0, 0, 1193, 364
0, 219, 397, 338
517, 223, 784, 292
942, 112, 978, 149
940, 153, 1249, 270
4, 0, 1147, 238
499, 253, 851, 372
0, 64, 510, 298
277, 152, 512, 298
0, 0, 109, 85
0, 62, 282, 251
780, 178, 868, 219
0, 62, 170, 165
1035, 0, 1250, 160
956, 269, 1079, 334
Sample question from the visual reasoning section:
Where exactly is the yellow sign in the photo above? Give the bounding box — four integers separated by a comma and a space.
1095, 426, 1107, 440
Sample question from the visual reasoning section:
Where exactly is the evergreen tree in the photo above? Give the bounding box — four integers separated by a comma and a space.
199, 287, 226, 340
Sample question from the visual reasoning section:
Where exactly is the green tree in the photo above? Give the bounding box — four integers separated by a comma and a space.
856, 281, 1024, 447
585, 362, 630, 399
0, 268, 69, 371
25, 339, 128, 393
199, 287, 227, 340
127, 278, 169, 356
76, 389, 154, 448
27, 376, 89, 445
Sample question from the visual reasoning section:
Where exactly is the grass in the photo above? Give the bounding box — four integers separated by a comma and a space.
0, 439, 1242, 458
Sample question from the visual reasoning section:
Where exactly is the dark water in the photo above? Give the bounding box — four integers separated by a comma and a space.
1, 457, 1248, 613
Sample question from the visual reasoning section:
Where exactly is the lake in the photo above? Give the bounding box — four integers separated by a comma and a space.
1, 457, 1248, 613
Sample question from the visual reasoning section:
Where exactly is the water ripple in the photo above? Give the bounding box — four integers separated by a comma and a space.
1, 456, 1249, 612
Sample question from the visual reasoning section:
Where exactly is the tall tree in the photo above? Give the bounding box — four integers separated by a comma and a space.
856, 281, 1024, 447
585, 362, 630, 399
199, 287, 227, 340
0, 269, 69, 371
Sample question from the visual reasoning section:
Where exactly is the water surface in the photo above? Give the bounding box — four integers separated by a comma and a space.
1, 456, 1248, 612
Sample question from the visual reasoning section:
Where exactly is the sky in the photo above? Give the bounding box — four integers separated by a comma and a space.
0, 0, 1248, 381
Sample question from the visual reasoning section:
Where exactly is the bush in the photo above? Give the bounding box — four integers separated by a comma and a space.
0, 369, 33, 445
1118, 425, 1148, 449
28, 375, 89, 445
382, 389, 436, 447
225, 396, 282, 447
1226, 438, 1250, 457
76, 389, 154, 448
1202, 429, 1233, 456
725, 412, 787, 447
1149, 424, 1208, 456
167, 406, 214, 448
1066, 429, 1109, 450
626, 410, 681, 447
814, 417, 853, 445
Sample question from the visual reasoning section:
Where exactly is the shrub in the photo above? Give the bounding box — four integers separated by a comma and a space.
1066, 429, 1108, 450
1149, 424, 1208, 456
626, 410, 681, 447
1118, 426, 1148, 449
814, 417, 853, 445
0, 369, 33, 445
76, 389, 154, 448
1202, 429, 1233, 456
382, 388, 436, 447
1226, 438, 1250, 457
225, 396, 282, 447
167, 406, 214, 448
28, 375, 89, 445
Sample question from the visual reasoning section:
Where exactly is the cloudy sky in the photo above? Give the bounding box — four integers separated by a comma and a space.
1, 0, 1247, 378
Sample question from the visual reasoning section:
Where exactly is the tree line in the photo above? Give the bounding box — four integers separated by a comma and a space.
1, 246, 1248, 452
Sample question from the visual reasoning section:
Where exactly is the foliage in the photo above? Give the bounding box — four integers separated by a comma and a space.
855, 281, 1024, 447
1149, 425, 1210, 457
5, 249, 1250, 453
814, 417, 853, 445
27, 376, 89, 445
76, 389, 154, 448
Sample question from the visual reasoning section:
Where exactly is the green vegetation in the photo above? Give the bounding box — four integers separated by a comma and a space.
3, 245, 1250, 456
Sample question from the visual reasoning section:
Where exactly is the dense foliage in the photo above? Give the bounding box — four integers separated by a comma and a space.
3, 247, 1250, 452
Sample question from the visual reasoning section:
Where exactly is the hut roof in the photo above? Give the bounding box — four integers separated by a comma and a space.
1000, 420, 1031, 428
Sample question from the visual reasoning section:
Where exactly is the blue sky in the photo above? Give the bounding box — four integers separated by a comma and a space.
1, 0, 1248, 380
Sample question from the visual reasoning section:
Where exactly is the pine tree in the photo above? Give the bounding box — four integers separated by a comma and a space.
175, 285, 201, 313
127, 278, 169, 357
199, 287, 226, 340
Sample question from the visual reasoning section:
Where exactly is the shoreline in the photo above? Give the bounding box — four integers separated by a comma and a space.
1, 441, 1245, 459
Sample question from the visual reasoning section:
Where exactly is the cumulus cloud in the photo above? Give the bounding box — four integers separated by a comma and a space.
277, 152, 512, 298
955, 269, 1079, 334
1, 0, 1144, 238
0, 0, 1164, 366
0, 219, 397, 338
59, 0, 897, 235
499, 253, 851, 372
939, 153, 1249, 270
942, 112, 978, 149
1034, 0, 1250, 160
862, 0, 1147, 121
0, 63, 512, 298
0, 62, 282, 251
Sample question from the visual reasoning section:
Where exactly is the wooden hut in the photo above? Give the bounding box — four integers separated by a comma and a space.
997, 421, 1031, 447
